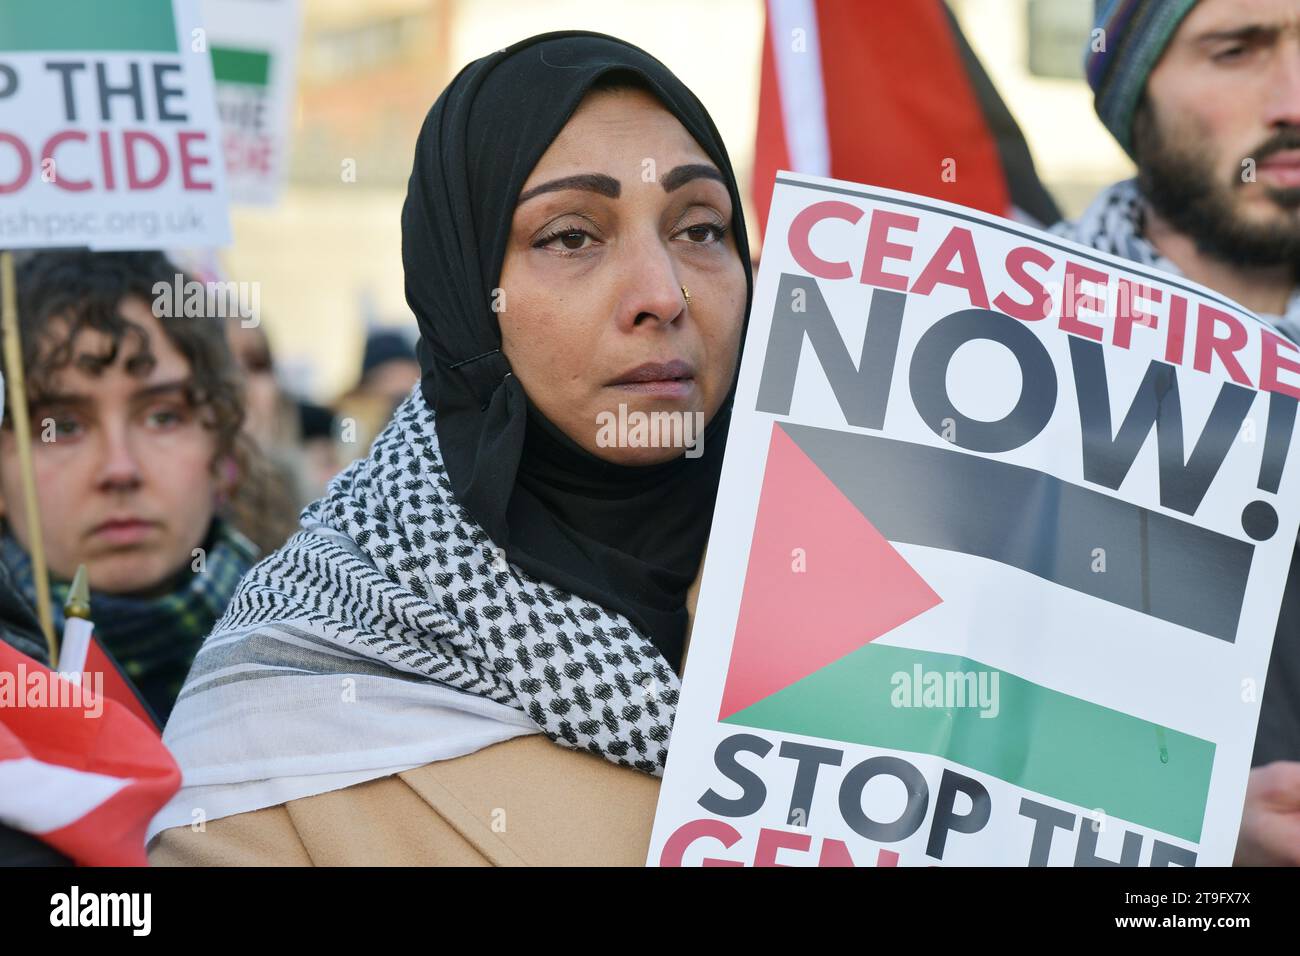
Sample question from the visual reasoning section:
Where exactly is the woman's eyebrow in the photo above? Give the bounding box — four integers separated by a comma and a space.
515, 164, 726, 206
29, 393, 92, 416
660, 163, 725, 192
517, 173, 620, 205
130, 379, 194, 405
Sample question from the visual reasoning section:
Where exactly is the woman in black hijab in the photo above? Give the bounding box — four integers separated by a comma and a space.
404, 30, 752, 671
152, 31, 752, 866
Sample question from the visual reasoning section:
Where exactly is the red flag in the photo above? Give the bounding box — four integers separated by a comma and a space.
754, 0, 1059, 240
86, 636, 161, 732
0, 641, 179, 866
61, 617, 161, 732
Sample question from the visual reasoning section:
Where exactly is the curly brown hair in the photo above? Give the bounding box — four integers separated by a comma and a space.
5, 249, 245, 464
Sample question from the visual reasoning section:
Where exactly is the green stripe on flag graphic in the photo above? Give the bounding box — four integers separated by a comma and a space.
0, 0, 178, 53
724, 642, 1213, 843
211, 46, 271, 86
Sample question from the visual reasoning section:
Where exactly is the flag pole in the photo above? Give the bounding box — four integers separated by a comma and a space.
60, 564, 92, 678
0, 250, 57, 666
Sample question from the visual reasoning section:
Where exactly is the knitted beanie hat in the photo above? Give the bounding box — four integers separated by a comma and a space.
1085, 0, 1199, 157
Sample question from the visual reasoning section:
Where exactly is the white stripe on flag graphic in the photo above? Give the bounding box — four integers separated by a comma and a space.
0, 757, 130, 834
768, 0, 830, 176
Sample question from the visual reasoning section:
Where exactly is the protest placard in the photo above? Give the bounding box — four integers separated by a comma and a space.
648, 171, 1300, 867
0, 0, 230, 249
201, 0, 299, 206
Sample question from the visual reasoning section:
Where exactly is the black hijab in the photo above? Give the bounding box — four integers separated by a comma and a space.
401, 31, 753, 670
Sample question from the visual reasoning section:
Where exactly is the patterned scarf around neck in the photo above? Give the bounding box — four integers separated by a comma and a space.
1, 519, 257, 724
152, 387, 683, 837
1053, 178, 1300, 342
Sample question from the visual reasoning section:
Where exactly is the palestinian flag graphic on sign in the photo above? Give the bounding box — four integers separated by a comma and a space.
720, 422, 1214, 846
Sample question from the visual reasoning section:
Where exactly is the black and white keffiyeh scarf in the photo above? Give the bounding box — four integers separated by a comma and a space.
152, 388, 683, 835
1053, 178, 1300, 341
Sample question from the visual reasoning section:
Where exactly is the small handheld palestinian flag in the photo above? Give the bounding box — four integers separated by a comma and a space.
58, 566, 93, 680
0, 641, 180, 866
59, 565, 161, 733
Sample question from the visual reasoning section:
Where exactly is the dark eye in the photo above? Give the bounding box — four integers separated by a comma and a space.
1213, 44, 1249, 63
242, 351, 273, 374
536, 228, 595, 253
146, 407, 185, 429
50, 417, 83, 439
677, 222, 726, 244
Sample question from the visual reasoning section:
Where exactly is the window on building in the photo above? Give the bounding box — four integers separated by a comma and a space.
1026, 0, 1092, 80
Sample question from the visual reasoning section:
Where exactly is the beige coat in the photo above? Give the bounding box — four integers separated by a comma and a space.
149, 553, 705, 866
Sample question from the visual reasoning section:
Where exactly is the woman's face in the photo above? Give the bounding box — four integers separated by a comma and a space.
225, 321, 280, 451
497, 86, 747, 465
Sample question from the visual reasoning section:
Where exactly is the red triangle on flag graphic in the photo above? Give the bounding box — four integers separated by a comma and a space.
718, 424, 943, 720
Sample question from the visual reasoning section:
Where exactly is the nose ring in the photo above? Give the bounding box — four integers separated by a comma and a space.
681, 284, 692, 305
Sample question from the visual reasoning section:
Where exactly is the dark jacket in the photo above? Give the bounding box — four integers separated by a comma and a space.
0, 559, 45, 665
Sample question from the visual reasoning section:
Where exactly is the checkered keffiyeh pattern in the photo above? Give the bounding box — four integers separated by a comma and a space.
1054, 177, 1300, 342
172, 387, 681, 776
